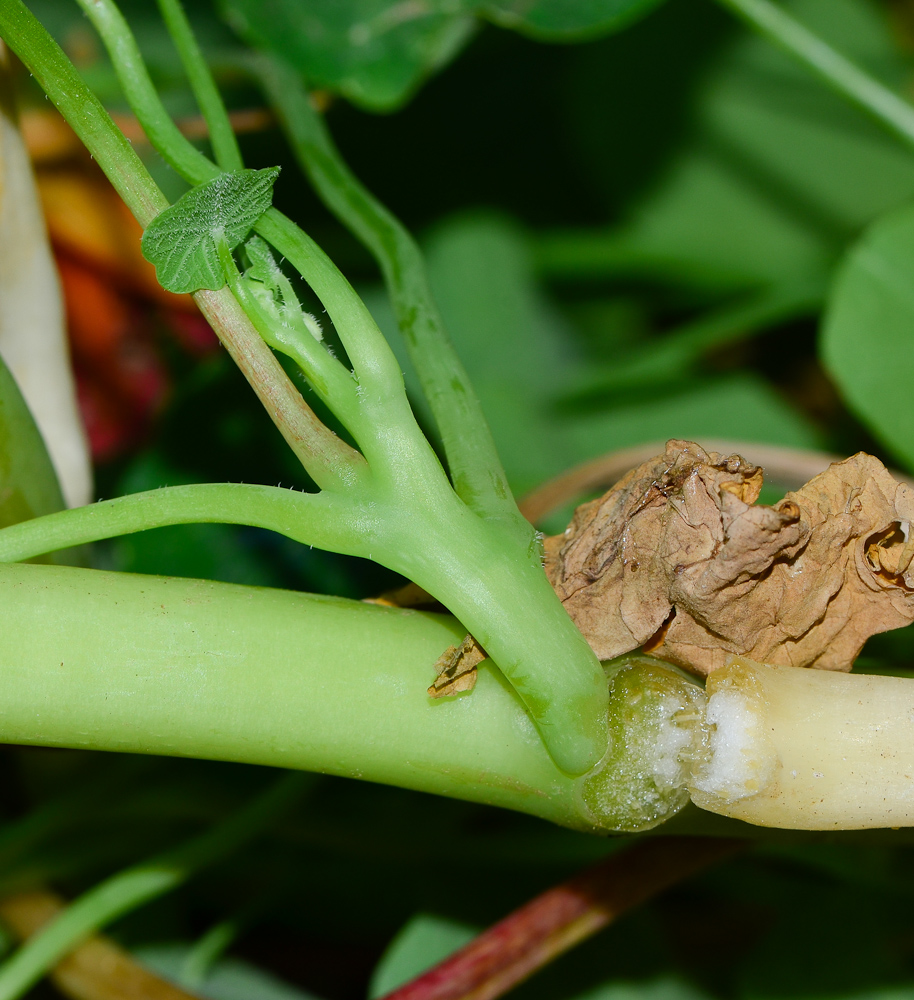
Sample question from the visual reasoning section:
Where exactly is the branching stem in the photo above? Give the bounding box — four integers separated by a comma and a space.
253, 55, 527, 536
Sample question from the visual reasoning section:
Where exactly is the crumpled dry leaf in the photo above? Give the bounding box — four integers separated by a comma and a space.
428, 634, 486, 697
544, 439, 914, 676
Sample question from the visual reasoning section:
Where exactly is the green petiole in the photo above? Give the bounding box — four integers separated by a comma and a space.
155, 0, 244, 172
252, 54, 528, 538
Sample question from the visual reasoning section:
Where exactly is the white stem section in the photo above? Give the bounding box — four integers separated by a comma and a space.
687, 658, 914, 830
0, 54, 92, 508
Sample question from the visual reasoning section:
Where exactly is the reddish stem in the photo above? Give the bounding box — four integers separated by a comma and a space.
383, 837, 741, 1000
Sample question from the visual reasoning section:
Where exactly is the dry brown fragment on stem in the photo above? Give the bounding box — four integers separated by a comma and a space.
428, 635, 486, 697
544, 439, 914, 676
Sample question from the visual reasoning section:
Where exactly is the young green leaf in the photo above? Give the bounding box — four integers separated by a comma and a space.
141, 168, 280, 293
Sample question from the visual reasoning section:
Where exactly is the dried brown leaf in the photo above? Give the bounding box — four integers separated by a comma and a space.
428, 635, 486, 697
545, 440, 914, 676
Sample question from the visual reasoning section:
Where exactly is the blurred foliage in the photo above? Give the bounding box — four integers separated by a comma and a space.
10, 0, 914, 997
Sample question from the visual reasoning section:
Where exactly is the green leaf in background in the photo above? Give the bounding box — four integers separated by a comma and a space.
141, 168, 280, 293
136, 943, 322, 1000
0, 352, 66, 528
554, 0, 914, 295
368, 913, 478, 999
483, 0, 667, 39
218, 0, 476, 112
218, 0, 671, 112
821, 201, 914, 471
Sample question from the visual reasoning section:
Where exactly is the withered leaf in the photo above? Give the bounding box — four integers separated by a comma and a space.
428, 635, 486, 698
545, 439, 914, 676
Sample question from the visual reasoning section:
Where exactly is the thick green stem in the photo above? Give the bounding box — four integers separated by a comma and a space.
381, 498, 609, 777
716, 0, 914, 151
254, 56, 526, 536
0, 562, 592, 827
156, 0, 243, 172
0, 483, 609, 775
0, 773, 305, 1000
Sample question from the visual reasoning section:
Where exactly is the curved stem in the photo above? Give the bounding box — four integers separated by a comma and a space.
156, 0, 244, 172
75, 0, 220, 186
716, 0, 914, 150
254, 55, 526, 536
0, 483, 360, 563
0, 773, 305, 1000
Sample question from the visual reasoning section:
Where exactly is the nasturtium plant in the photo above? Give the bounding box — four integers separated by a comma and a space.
1, 0, 914, 998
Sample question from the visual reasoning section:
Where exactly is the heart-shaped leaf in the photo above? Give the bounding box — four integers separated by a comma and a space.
141, 167, 280, 294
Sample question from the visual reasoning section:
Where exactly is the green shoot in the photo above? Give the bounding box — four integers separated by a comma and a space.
0, 0, 610, 774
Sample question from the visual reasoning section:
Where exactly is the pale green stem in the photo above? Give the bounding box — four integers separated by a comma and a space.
0, 773, 306, 1000
254, 55, 527, 537
0, 483, 378, 563
156, 0, 244, 172
0, 475, 609, 776
0, 562, 591, 825
716, 0, 914, 151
